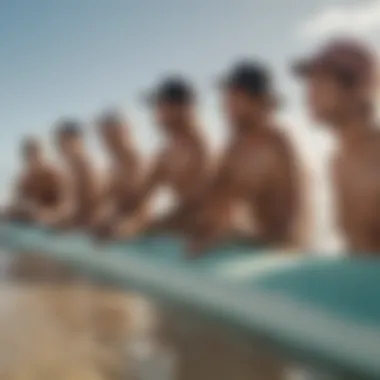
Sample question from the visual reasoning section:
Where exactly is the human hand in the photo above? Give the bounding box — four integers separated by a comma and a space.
109, 219, 139, 240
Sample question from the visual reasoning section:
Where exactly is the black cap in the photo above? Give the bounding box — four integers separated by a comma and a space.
220, 60, 279, 103
56, 118, 83, 137
144, 76, 195, 105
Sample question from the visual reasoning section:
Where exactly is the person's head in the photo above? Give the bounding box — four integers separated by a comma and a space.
55, 119, 84, 158
21, 137, 43, 168
145, 77, 196, 133
96, 111, 129, 153
220, 61, 279, 130
292, 38, 377, 125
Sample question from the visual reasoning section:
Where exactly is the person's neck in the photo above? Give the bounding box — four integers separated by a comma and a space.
235, 113, 270, 139
68, 150, 87, 167
170, 120, 200, 144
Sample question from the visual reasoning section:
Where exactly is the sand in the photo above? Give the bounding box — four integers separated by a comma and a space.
0, 254, 291, 380
0, 281, 143, 380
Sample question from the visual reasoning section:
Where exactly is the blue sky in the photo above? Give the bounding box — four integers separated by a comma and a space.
0, 0, 324, 178
1, 0, 379, 248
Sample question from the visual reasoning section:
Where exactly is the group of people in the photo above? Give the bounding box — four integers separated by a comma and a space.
4, 38, 380, 256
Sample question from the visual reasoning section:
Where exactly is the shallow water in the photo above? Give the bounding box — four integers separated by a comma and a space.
0, 251, 162, 380
0, 251, 316, 380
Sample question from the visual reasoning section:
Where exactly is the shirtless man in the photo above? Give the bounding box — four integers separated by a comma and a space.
125, 76, 209, 237
6, 137, 64, 224
55, 120, 101, 229
92, 111, 144, 238
293, 38, 380, 255
188, 61, 303, 255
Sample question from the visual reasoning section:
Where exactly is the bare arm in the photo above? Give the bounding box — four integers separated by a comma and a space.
153, 144, 212, 232
92, 171, 118, 223
187, 148, 238, 255
329, 155, 367, 252
35, 170, 76, 225
110, 152, 167, 237
257, 137, 301, 248
292, 161, 313, 250
334, 146, 380, 254
132, 152, 166, 211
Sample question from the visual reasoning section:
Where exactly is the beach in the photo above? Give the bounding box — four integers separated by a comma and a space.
0, 251, 158, 380
0, 251, 290, 380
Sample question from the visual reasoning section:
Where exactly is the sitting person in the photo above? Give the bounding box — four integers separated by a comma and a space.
5, 137, 65, 225
293, 38, 380, 255
187, 61, 308, 256
92, 111, 146, 238
109, 76, 211, 239
53, 119, 103, 229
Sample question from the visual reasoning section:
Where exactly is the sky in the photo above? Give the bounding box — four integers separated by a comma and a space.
1, 0, 380, 248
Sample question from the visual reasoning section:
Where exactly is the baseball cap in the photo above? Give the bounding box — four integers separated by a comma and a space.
144, 76, 196, 105
56, 119, 83, 137
292, 38, 376, 84
96, 110, 124, 127
219, 60, 280, 104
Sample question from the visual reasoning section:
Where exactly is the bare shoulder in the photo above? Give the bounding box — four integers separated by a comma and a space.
267, 125, 295, 152
40, 164, 64, 183
259, 126, 297, 166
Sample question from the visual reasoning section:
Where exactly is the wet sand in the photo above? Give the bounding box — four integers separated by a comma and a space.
0, 253, 159, 380
0, 282, 145, 380
0, 254, 289, 380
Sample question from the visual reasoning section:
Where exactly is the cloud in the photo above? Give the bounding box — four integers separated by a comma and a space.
298, 0, 380, 40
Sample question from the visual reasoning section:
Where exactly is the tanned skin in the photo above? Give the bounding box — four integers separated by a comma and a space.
6, 138, 65, 224
55, 124, 102, 229
92, 116, 146, 239
188, 87, 303, 256
303, 68, 380, 254
127, 100, 210, 237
